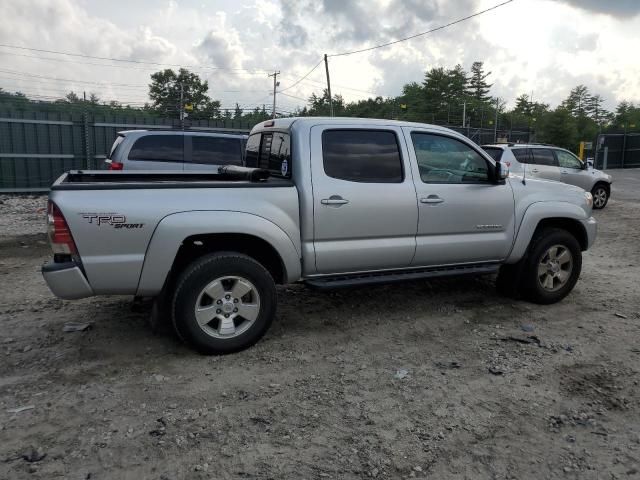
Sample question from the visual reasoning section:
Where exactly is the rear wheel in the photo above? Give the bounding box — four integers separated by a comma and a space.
520, 228, 582, 304
172, 252, 277, 354
591, 183, 609, 209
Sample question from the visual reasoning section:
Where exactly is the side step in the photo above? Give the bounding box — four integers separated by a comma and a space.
305, 263, 500, 290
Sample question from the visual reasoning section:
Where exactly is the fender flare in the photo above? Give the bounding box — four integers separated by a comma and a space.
506, 201, 588, 263
136, 210, 301, 296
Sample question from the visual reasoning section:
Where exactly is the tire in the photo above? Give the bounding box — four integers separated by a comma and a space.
171, 252, 277, 354
591, 183, 609, 209
520, 228, 582, 304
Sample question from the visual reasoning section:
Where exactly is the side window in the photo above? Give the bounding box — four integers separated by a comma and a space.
245, 133, 260, 167
242, 132, 292, 177
128, 135, 184, 162
530, 148, 558, 167
556, 150, 582, 169
268, 132, 291, 177
482, 147, 503, 161
322, 129, 403, 183
191, 136, 242, 166
512, 148, 531, 164
411, 133, 489, 184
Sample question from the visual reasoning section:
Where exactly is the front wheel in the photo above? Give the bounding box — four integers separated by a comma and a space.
591, 184, 609, 209
520, 228, 582, 304
172, 253, 277, 354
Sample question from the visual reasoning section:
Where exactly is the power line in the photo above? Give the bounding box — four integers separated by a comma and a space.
278, 92, 308, 102
328, 0, 515, 57
278, 58, 324, 93
0, 43, 273, 73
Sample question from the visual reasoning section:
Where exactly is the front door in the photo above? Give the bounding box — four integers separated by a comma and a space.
311, 126, 418, 274
405, 128, 515, 266
555, 149, 592, 190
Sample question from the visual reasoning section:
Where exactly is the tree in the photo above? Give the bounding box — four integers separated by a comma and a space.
563, 85, 591, 117
307, 89, 345, 116
65, 91, 81, 103
148, 68, 221, 120
538, 107, 578, 150
467, 62, 492, 102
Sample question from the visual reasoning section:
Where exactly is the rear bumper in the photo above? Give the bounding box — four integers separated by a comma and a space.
582, 216, 597, 250
41, 261, 94, 299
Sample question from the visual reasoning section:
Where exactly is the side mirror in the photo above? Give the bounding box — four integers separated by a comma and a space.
586, 157, 594, 169
496, 161, 509, 181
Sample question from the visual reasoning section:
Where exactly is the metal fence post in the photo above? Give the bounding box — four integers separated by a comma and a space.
603, 146, 608, 170
82, 112, 90, 169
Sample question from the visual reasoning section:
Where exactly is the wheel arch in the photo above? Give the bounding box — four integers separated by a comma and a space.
136, 211, 301, 296
507, 202, 590, 263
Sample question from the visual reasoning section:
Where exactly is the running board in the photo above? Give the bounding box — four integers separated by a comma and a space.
305, 263, 500, 290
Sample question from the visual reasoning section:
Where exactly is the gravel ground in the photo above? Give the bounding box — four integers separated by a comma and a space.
1, 171, 639, 480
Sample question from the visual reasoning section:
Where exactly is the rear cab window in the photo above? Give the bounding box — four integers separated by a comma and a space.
191, 135, 242, 165
128, 135, 184, 162
244, 131, 291, 178
321, 129, 403, 183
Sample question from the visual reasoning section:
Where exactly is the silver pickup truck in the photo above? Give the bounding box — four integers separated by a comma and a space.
42, 118, 597, 354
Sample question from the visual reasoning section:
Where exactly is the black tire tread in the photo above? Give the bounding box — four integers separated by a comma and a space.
171, 252, 276, 354
520, 227, 582, 305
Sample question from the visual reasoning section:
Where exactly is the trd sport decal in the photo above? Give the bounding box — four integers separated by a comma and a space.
80, 213, 144, 229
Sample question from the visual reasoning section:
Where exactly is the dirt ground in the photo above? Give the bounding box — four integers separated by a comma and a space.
1, 171, 639, 480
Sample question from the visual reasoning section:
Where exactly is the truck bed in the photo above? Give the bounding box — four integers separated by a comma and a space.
51, 170, 294, 190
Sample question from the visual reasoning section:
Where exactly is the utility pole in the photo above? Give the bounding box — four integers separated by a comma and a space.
494, 97, 499, 142
82, 91, 90, 169
179, 82, 184, 130
462, 101, 466, 128
268, 71, 280, 119
324, 54, 334, 117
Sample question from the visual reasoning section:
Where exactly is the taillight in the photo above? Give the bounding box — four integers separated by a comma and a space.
47, 201, 77, 255
108, 161, 124, 170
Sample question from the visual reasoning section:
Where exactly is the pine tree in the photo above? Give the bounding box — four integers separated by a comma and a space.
467, 62, 492, 102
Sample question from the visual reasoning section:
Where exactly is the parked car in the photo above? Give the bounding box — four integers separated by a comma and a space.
105, 130, 248, 171
43, 118, 596, 354
482, 143, 612, 209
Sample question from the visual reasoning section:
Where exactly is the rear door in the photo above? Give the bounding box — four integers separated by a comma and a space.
310, 126, 418, 274
529, 148, 561, 182
125, 134, 185, 170
184, 134, 243, 170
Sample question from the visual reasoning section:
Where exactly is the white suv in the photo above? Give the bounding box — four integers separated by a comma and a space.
482, 143, 612, 209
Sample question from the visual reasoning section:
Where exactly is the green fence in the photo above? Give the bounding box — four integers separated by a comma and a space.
595, 133, 640, 169
0, 108, 535, 192
0, 110, 252, 192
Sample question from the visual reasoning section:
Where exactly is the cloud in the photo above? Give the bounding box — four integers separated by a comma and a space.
555, 0, 640, 18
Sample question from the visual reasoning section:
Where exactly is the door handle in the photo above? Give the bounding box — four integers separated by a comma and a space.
420, 195, 444, 204
321, 196, 349, 206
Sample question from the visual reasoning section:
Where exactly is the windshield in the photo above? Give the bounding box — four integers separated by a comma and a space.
482, 147, 504, 161
108, 135, 125, 160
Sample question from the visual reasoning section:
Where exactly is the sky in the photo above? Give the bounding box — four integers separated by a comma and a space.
0, 0, 639, 113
